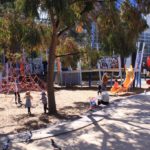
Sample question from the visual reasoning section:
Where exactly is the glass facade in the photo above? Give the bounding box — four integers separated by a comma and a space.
138, 28, 150, 62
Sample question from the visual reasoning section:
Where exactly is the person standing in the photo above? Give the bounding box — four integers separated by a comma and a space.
97, 84, 102, 95
40, 91, 48, 114
14, 80, 21, 104
142, 62, 147, 79
102, 72, 109, 90
24, 91, 33, 115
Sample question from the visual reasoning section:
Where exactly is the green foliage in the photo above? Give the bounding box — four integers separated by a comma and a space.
15, 0, 39, 18
0, 18, 10, 48
97, 0, 148, 57
1, 0, 150, 114
57, 37, 80, 68
0, 63, 3, 71
136, 0, 150, 14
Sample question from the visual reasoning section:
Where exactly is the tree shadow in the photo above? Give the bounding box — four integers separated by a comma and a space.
38, 138, 101, 150
0, 107, 5, 111
13, 114, 36, 122
73, 102, 90, 108
39, 114, 51, 123
46, 94, 150, 149
53, 112, 81, 121
11, 114, 47, 133
55, 86, 97, 91
56, 102, 90, 120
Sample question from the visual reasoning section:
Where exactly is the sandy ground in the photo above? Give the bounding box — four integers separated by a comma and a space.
0, 89, 100, 135
0, 78, 149, 135
4, 92, 150, 150
0, 79, 149, 149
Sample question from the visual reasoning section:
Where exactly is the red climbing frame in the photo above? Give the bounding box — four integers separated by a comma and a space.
0, 71, 46, 94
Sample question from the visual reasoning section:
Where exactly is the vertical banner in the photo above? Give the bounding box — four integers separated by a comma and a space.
97, 61, 101, 83
134, 42, 145, 72
118, 56, 122, 82
96, 23, 99, 51
40, 49, 43, 73
91, 22, 96, 49
77, 60, 82, 86
134, 42, 145, 87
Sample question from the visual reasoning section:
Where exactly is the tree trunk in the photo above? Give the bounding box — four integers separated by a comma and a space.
47, 27, 58, 114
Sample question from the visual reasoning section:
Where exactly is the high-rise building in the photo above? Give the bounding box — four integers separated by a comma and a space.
138, 28, 150, 62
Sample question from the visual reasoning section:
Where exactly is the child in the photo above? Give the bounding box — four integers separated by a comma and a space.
89, 97, 97, 110
24, 91, 33, 115
40, 91, 48, 114
97, 91, 109, 105
97, 84, 102, 95
113, 79, 119, 89
102, 72, 109, 90
14, 80, 21, 104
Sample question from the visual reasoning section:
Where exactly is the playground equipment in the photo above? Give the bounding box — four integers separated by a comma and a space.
0, 73, 45, 93
146, 79, 150, 85
0, 52, 46, 94
134, 42, 145, 87
147, 56, 150, 70
57, 56, 123, 87
110, 65, 134, 93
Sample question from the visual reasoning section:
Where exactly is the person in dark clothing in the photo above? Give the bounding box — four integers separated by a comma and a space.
98, 84, 102, 95
14, 81, 21, 104
40, 91, 48, 114
42, 61, 48, 75
97, 91, 109, 106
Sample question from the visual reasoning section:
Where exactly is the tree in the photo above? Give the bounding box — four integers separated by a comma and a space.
97, 0, 148, 57
14, 0, 96, 114
57, 37, 80, 69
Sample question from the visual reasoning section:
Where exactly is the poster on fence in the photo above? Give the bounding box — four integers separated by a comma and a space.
98, 56, 120, 69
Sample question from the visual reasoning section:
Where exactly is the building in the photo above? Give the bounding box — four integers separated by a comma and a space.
138, 28, 150, 62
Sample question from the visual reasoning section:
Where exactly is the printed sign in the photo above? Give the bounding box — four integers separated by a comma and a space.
98, 56, 119, 69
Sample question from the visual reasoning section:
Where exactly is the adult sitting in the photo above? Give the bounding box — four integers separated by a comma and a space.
97, 91, 109, 105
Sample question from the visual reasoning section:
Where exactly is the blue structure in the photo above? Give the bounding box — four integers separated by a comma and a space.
134, 42, 145, 88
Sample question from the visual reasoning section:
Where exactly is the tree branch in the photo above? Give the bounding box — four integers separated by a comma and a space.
57, 0, 105, 37
55, 51, 86, 57
57, 25, 72, 37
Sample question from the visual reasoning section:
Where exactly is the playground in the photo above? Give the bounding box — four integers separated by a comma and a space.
0, 79, 149, 135
0, 40, 149, 138
1, 1, 150, 149
0, 42, 150, 136
0, 89, 150, 150
0, 44, 150, 149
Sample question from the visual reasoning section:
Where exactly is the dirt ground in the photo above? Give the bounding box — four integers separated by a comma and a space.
0, 84, 149, 135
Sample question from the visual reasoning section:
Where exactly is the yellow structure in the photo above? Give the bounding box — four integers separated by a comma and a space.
110, 65, 134, 93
